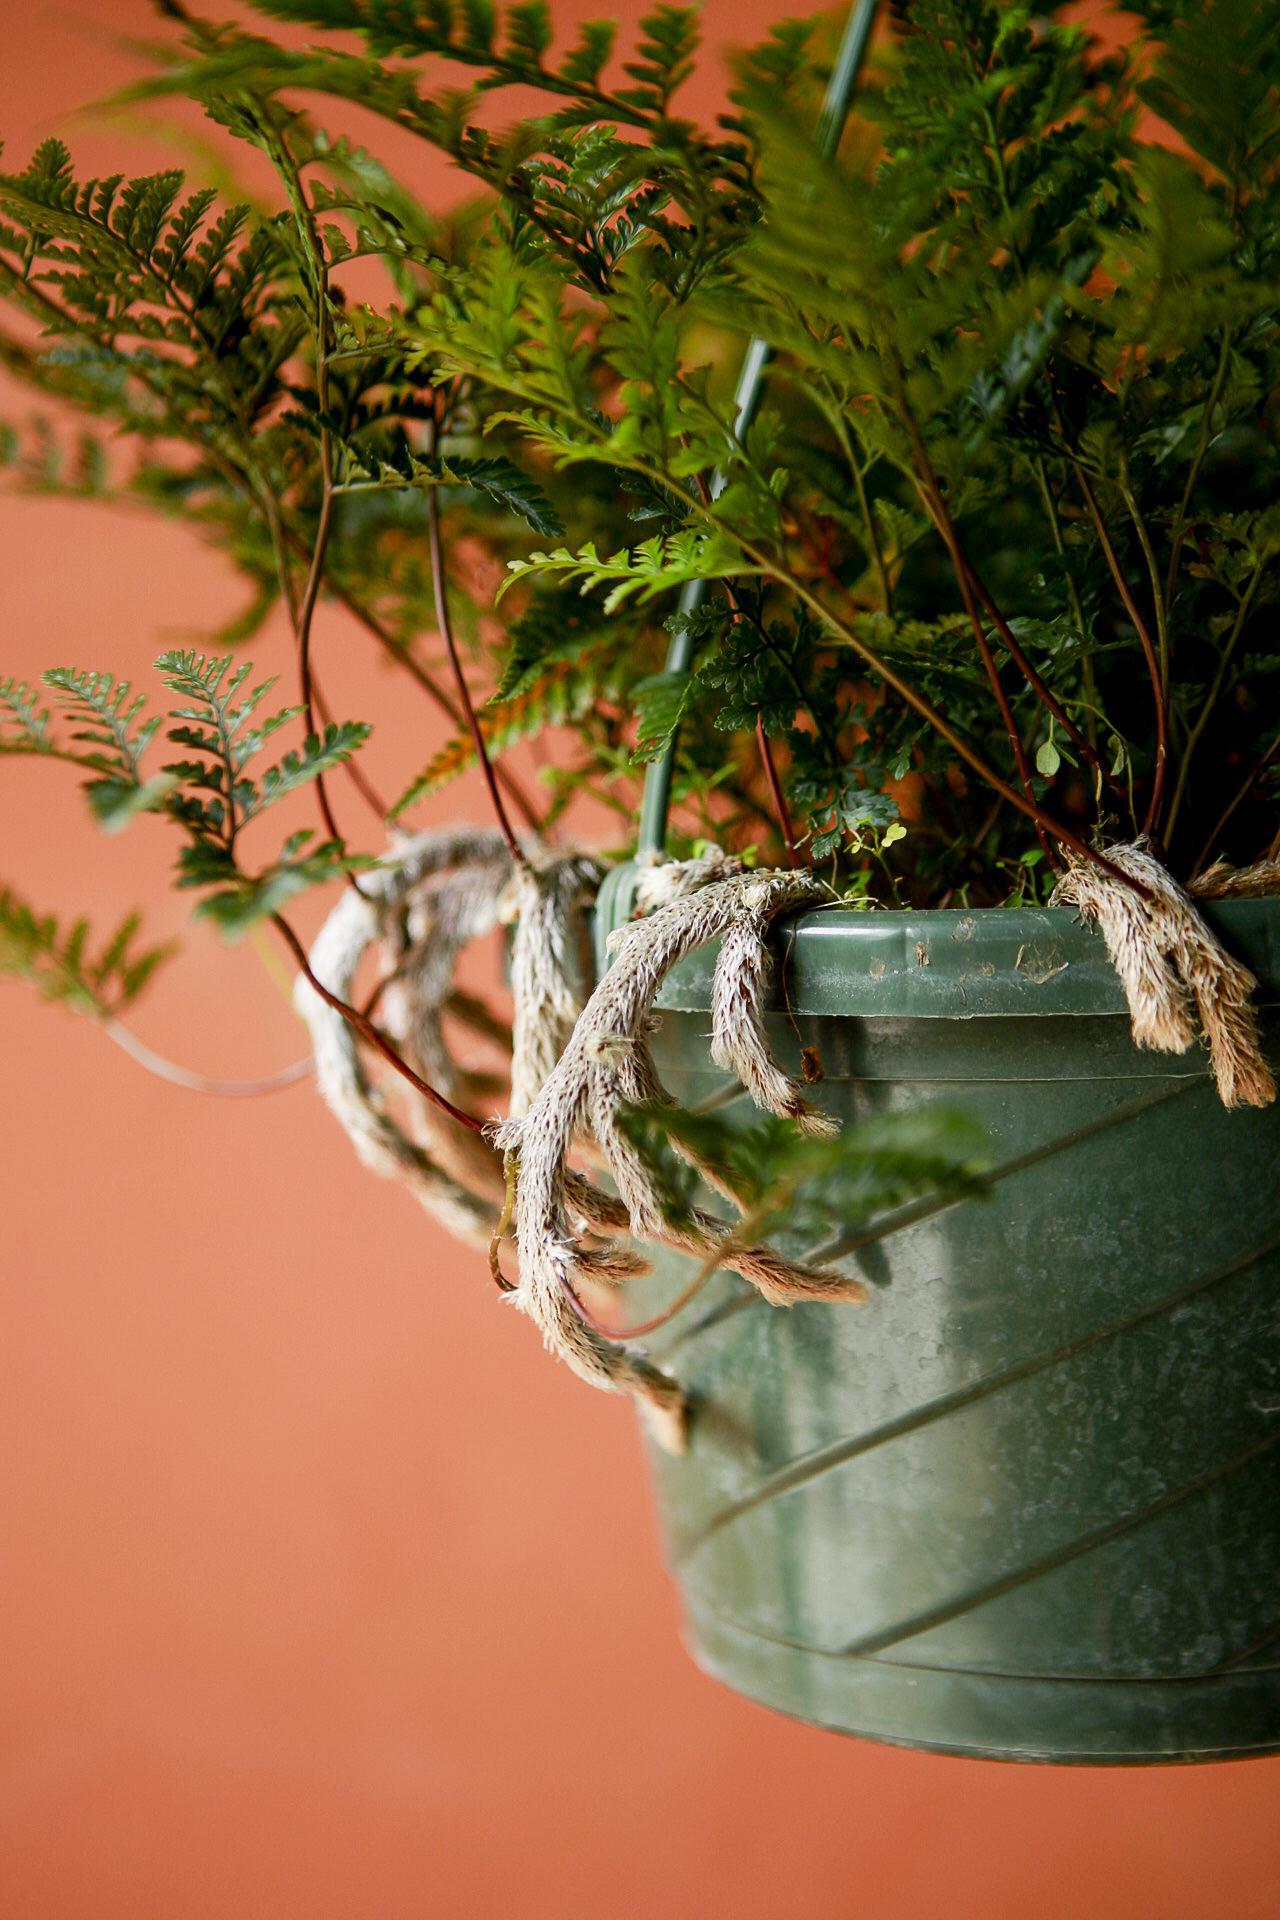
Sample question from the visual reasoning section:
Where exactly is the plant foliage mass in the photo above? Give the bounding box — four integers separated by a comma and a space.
1, 0, 1278, 1226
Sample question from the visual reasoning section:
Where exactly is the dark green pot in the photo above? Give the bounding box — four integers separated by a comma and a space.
594, 878, 1280, 1763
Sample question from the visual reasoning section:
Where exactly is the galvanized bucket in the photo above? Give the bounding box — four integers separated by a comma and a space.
595, 880, 1280, 1762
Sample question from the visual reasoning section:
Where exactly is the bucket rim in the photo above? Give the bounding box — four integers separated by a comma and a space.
593, 870, 1280, 1020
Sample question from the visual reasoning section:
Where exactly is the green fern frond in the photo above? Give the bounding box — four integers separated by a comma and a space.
501, 529, 753, 612
328, 433, 564, 536
616, 1100, 988, 1247
0, 676, 53, 752
390, 628, 630, 816
153, 649, 370, 835
252, 722, 373, 816
41, 666, 176, 828
42, 665, 158, 769
175, 829, 371, 934
240, 0, 691, 119
0, 886, 172, 1017
490, 586, 621, 699
1138, 0, 1280, 190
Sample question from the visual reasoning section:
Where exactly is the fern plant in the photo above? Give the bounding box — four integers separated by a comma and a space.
0, 888, 171, 1020
2, 0, 1278, 1393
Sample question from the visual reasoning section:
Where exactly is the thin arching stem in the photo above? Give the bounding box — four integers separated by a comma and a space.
718, 511, 1147, 889
272, 141, 531, 851
1189, 733, 1280, 880
103, 1020, 312, 1096
752, 542, 1148, 893
937, 522, 1055, 867
425, 406, 529, 869
962, 553, 1128, 808
573, 1260, 718, 1342
893, 405, 1050, 859
292, 267, 362, 882
1027, 454, 1101, 759
271, 912, 490, 1137
1120, 481, 1171, 695
716, 582, 801, 865
1165, 328, 1233, 610
261, 487, 388, 824
488, 1155, 519, 1293
1074, 468, 1168, 839
233, 128, 365, 873
899, 403, 1124, 820
755, 719, 799, 867
410, 348, 1151, 896
311, 674, 389, 820
1166, 561, 1265, 846
283, 525, 544, 833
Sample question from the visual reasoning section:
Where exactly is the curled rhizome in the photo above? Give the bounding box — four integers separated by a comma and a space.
296, 829, 1277, 1453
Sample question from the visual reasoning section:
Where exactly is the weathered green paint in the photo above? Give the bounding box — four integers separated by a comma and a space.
595, 879, 1280, 1762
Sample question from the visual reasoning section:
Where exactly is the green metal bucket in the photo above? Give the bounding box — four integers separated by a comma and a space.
594, 879, 1280, 1763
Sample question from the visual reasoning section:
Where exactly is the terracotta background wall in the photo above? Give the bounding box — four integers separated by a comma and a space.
2, 5, 1276, 1915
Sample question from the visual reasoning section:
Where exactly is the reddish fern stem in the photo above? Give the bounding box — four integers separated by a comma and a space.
311, 559, 543, 831
272, 912, 489, 1137
425, 405, 529, 869
311, 673, 389, 820
756, 719, 799, 868
1074, 469, 1169, 840
952, 557, 1057, 869
898, 411, 1055, 863
293, 264, 365, 883
562, 1263, 716, 1343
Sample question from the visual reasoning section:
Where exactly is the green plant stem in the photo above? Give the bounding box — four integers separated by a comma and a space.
1165, 561, 1266, 846
755, 718, 798, 867
1165, 329, 1234, 609
1120, 480, 1171, 696
816, 383, 893, 614
1189, 733, 1280, 878
414, 349, 1152, 894
1073, 468, 1168, 839
424, 408, 529, 869
11, 251, 541, 837
848, 453, 892, 616
0, 743, 122, 779
1028, 454, 1101, 759
899, 400, 1124, 809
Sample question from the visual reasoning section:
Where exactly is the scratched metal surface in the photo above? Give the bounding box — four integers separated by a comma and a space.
591, 882, 1280, 1761
594, 886, 1280, 1020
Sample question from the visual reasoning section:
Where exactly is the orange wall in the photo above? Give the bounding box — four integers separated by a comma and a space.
2, 6, 1277, 1917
